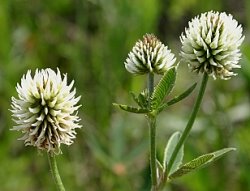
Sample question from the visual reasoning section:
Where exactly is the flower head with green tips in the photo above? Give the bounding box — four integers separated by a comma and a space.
125, 34, 176, 75
11, 68, 81, 154
180, 11, 244, 80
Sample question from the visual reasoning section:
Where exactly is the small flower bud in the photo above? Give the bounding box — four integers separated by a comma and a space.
125, 34, 176, 75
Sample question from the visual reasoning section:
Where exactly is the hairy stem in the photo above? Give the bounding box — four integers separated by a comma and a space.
149, 116, 157, 190
167, 73, 209, 176
148, 72, 154, 108
48, 153, 66, 191
147, 73, 157, 190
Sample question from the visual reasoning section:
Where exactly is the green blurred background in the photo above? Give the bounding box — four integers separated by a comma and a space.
1, 0, 250, 190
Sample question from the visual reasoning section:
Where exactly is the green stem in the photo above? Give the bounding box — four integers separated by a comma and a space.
167, 73, 209, 176
149, 117, 157, 190
147, 73, 157, 190
148, 72, 154, 107
48, 153, 66, 191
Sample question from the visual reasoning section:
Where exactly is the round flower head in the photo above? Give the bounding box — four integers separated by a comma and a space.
125, 34, 176, 75
180, 11, 244, 80
11, 68, 81, 154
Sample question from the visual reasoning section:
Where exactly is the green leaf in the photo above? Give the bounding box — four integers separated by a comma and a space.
113, 103, 150, 114
130, 90, 149, 108
167, 83, 197, 106
169, 147, 236, 179
137, 90, 149, 108
157, 160, 164, 180
156, 83, 197, 113
163, 132, 184, 175
151, 67, 177, 110
130, 92, 141, 106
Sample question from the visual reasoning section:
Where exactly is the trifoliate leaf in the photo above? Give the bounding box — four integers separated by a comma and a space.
151, 67, 177, 110
163, 132, 184, 175
113, 103, 150, 114
169, 147, 236, 179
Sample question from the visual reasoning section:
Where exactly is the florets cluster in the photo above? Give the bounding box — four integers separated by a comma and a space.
180, 11, 244, 79
11, 68, 81, 154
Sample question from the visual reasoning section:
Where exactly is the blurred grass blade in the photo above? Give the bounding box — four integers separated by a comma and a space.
87, 133, 113, 168
113, 103, 150, 113
123, 139, 148, 164
151, 67, 177, 110
163, 132, 184, 175
169, 148, 236, 179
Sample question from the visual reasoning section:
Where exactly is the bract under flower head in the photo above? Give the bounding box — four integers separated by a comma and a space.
11, 68, 82, 154
180, 11, 244, 80
125, 34, 176, 75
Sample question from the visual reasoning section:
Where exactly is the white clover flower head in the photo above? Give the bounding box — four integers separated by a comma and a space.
180, 11, 244, 80
10, 68, 82, 154
125, 34, 176, 75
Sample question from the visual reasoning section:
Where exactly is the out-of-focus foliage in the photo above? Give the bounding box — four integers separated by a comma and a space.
0, 0, 249, 190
